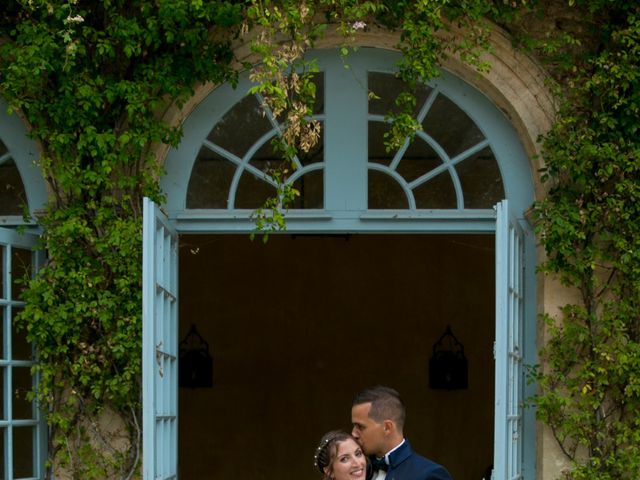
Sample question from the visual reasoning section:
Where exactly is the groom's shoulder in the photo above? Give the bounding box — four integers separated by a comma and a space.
406, 451, 452, 480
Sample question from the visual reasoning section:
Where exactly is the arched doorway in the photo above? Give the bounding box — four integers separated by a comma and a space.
143, 47, 538, 480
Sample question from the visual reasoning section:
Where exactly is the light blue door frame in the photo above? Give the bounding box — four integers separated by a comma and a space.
494, 200, 537, 480
143, 198, 179, 480
146, 48, 538, 480
142, 201, 537, 480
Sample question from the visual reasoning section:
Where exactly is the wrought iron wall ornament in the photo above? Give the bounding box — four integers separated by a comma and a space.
179, 324, 213, 389
429, 325, 468, 390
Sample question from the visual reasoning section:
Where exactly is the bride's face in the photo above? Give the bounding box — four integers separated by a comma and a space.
328, 438, 367, 480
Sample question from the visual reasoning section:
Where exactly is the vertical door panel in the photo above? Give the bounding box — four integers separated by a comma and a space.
143, 198, 179, 480
0, 227, 45, 480
494, 200, 524, 480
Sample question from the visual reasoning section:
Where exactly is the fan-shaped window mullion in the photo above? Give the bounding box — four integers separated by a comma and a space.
408, 136, 489, 184
406, 133, 453, 188
286, 165, 325, 209
285, 163, 324, 184
388, 88, 439, 171
409, 164, 463, 209
202, 140, 243, 167
227, 131, 281, 209
255, 92, 310, 171
368, 163, 415, 209
457, 146, 505, 208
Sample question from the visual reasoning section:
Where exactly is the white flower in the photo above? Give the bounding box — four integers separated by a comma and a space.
66, 14, 84, 23
352, 21, 367, 31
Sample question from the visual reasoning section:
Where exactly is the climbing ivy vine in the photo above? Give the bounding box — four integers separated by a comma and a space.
0, 0, 243, 477
0, 0, 639, 478
529, 1, 640, 478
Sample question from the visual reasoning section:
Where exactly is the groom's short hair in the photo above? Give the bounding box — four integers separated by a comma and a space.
353, 385, 406, 430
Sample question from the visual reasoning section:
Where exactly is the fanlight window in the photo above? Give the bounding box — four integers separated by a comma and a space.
187, 75, 325, 210
185, 66, 505, 212
0, 140, 28, 216
367, 72, 503, 209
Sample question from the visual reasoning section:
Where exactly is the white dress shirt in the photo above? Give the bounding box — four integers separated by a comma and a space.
371, 439, 406, 480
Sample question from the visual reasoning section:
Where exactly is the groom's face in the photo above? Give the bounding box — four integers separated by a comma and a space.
351, 402, 386, 457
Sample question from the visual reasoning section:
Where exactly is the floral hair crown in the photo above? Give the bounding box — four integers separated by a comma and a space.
313, 436, 331, 472
314, 430, 351, 475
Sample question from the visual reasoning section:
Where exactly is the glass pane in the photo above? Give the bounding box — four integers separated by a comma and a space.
413, 171, 457, 209
207, 94, 273, 159
297, 122, 324, 167
11, 248, 31, 301
0, 157, 27, 216
312, 72, 325, 115
0, 367, 5, 419
0, 427, 4, 479
0, 245, 4, 299
13, 426, 34, 478
396, 140, 442, 183
368, 170, 408, 209
368, 72, 432, 116
422, 94, 485, 158
12, 308, 32, 361
0, 140, 7, 157
1, 307, 5, 360
249, 139, 287, 173
291, 170, 324, 209
234, 172, 277, 209
13, 367, 33, 420
457, 147, 505, 208
186, 147, 237, 209
368, 121, 394, 166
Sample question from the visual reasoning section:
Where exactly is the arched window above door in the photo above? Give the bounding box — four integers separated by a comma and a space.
186, 74, 325, 210
0, 99, 47, 223
163, 48, 533, 225
367, 72, 504, 209
0, 140, 28, 216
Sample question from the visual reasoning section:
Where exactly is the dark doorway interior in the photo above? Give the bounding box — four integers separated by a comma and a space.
178, 234, 495, 480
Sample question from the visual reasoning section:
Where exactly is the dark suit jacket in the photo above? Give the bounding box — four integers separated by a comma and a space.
368, 439, 452, 480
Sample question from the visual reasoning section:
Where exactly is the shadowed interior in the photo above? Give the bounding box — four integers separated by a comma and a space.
178, 233, 495, 480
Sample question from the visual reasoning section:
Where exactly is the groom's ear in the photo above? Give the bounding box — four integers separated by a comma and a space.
382, 419, 395, 434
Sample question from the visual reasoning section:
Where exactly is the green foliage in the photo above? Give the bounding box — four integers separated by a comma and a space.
532, 2, 640, 478
0, 0, 242, 477
242, 0, 508, 234
2, 0, 640, 478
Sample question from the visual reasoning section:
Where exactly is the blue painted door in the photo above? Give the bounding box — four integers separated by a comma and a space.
0, 227, 46, 479
493, 200, 525, 480
143, 198, 179, 480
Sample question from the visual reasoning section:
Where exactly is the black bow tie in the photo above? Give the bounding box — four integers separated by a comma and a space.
371, 457, 389, 472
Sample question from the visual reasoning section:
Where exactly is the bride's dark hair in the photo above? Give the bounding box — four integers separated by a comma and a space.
313, 430, 353, 477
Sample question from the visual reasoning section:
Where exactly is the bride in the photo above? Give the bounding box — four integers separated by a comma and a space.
314, 430, 368, 480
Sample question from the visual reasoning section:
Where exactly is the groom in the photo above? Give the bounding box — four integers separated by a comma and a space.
351, 385, 452, 480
